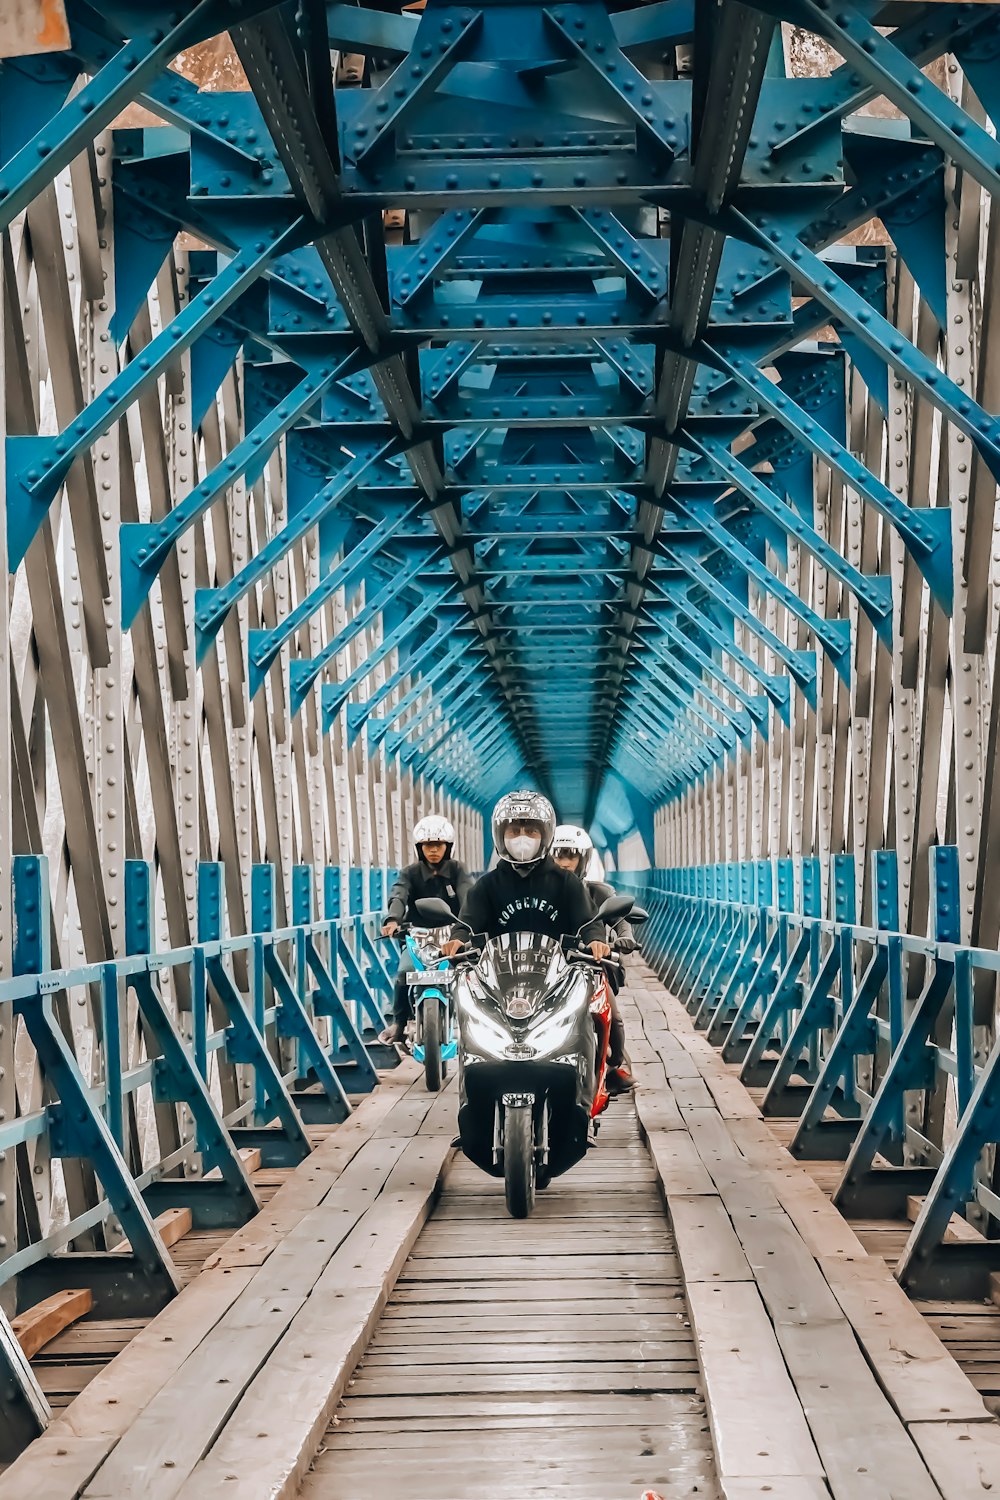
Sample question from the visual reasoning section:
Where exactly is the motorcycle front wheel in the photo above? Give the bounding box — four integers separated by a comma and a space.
421, 1000, 443, 1092
504, 1102, 536, 1218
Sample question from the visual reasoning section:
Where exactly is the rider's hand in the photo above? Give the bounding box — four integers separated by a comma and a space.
589, 940, 612, 961
381, 919, 399, 938
440, 939, 463, 957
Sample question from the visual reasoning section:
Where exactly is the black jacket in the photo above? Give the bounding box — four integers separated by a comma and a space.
457, 857, 603, 944
588, 879, 636, 946
386, 859, 474, 923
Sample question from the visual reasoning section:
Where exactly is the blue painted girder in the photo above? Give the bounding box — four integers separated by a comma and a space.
3, 0, 984, 830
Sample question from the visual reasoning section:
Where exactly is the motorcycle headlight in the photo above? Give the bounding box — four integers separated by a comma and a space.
522, 1000, 583, 1056
521, 975, 592, 1056
456, 981, 511, 1056
465, 1013, 513, 1054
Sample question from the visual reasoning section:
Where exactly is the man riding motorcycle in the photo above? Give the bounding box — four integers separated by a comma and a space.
380, 815, 473, 1045
442, 790, 610, 960
552, 825, 636, 1093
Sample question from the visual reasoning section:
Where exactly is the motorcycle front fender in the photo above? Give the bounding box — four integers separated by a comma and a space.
412, 987, 451, 1017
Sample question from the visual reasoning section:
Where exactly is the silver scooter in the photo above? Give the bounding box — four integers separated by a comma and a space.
415, 894, 639, 1217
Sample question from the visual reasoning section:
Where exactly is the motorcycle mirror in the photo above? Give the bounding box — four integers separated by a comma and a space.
414, 897, 465, 929
630, 906, 649, 924
594, 893, 634, 924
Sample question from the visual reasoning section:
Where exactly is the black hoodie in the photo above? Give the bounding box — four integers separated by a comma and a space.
457, 856, 602, 944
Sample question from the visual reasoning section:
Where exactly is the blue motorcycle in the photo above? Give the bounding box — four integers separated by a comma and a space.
402, 926, 457, 1092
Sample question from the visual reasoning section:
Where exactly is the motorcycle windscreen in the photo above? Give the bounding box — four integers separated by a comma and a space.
473, 932, 576, 1020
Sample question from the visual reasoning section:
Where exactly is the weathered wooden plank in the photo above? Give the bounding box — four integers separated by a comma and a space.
818, 1256, 991, 1424
360, 1340, 690, 1362
12, 1289, 93, 1359
772, 1319, 942, 1499
81, 1292, 307, 1499
302, 1454, 714, 1500
905, 1195, 982, 1242
641, 1128, 717, 1196
398, 1253, 679, 1280
907, 1420, 1000, 1500
0, 1270, 255, 1500
686, 1282, 825, 1482
373, 1315, 689, 1337
179, 1135, 452, 1500
727, 1205, 844, 1325
202, 1074, 423, 1271
668, 1196, 753, 1283
626, 1089, 686, 1131
114, 1208, 192, 1256
388, 1280, 685, 1305
318, 1417, 712, 1450
720, 1480, 832, 1499
347, 1370, 702, 1399
666, 1076, 717, 1111
334, 1392, 703, 1421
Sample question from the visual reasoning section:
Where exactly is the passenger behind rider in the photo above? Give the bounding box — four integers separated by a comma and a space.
442, 792, 633, 1089
552, 824, 635, 1093
380, 816, 474, 1045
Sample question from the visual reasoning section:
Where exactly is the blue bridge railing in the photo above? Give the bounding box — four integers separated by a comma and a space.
0, 855, 401, 1456
617, 846, 1000, 1304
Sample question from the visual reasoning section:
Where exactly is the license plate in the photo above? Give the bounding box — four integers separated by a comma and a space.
409, 971, 449, 985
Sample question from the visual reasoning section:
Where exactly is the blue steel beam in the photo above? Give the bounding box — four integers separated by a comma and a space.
651, 558, 818, 707
725, 207, 1000, 487
384, 670, 483, 759
703, 341, 954, 609
653, 617, 769, 735
9, 220, 305, 571
289, 556, 445, 715
8, 0, 991, 840
120, 352, 359, 625
321, 596, 464, 731
668, 503, 854, 680
0, 3, 253, 235
365, 643, 469, 749
775, 0, 1000, 207
244, 501, 425, 695
194, 444, 405, 660
347, 629, 457, 742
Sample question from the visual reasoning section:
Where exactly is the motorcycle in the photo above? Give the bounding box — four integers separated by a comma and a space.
414, 893, 643, 1217
399, 924, 457, 1092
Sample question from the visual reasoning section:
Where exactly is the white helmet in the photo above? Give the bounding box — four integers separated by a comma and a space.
553, 825, 592, 857
413, 815, 455, 860
492, 789, 556, 875
552, 825, 592, 876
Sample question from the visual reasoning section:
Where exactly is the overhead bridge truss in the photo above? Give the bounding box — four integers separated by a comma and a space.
1, 0, 1000, 1464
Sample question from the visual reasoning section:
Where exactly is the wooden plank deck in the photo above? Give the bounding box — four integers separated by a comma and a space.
23, 1141, 330, 1415
625, 963, 1000, 1500
4, 965, 1000, 1499
298, 1103, 718, 1500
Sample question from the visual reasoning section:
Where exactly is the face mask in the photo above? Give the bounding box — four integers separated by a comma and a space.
505, 831, 541, 863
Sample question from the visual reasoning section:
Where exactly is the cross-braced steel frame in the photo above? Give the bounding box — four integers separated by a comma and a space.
2, 0, 1000, 1460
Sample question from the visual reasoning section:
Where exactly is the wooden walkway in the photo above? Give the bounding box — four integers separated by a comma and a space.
300, 1104, 716, 1500
3, 965, 1000, 1500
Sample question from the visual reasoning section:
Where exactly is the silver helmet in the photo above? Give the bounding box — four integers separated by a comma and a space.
492, 790, 556, 875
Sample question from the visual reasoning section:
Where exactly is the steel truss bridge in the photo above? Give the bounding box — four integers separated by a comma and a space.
1, 0, 1000, 1494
